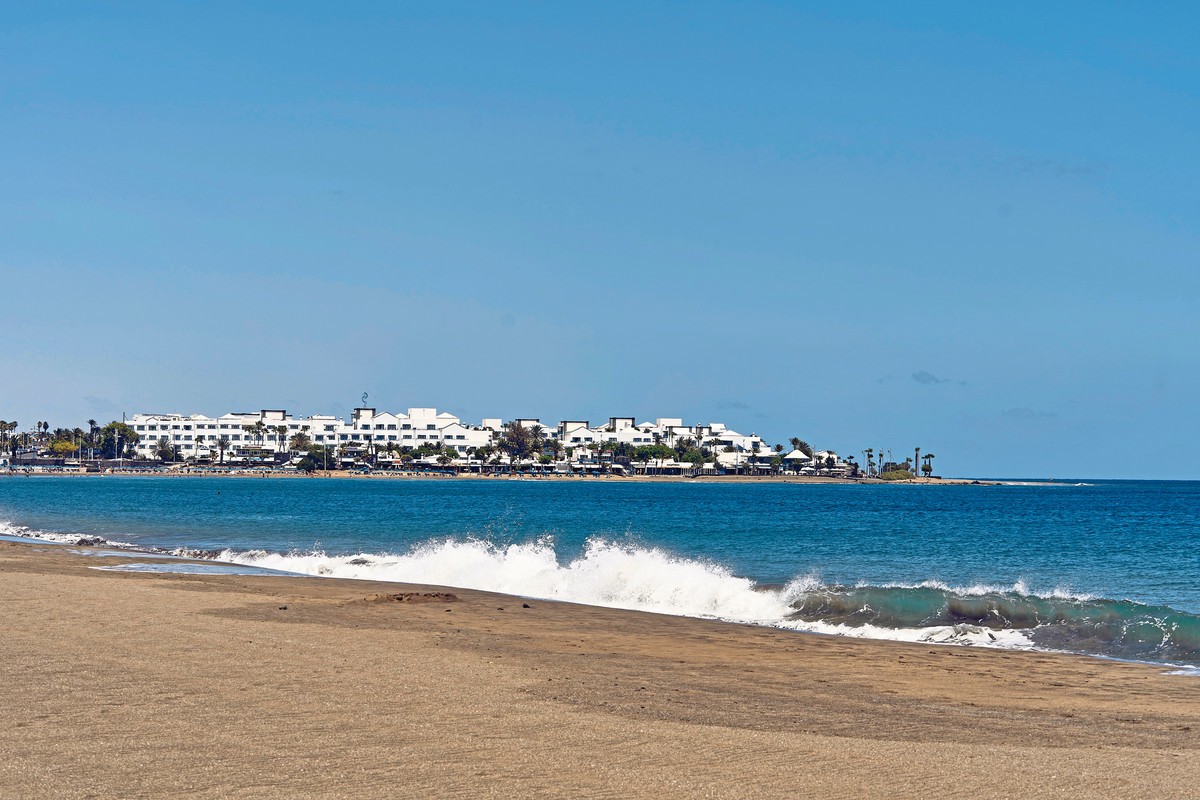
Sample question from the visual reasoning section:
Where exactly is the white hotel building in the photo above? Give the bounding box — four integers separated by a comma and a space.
127, 408, 777, 464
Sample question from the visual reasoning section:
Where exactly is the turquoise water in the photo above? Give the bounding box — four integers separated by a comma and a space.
2, 476, 1198, 666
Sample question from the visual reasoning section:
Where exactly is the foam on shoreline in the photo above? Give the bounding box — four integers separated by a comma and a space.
4, 519, 1197, 669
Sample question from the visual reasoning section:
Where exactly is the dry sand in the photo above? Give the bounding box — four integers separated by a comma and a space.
1, 539, 1195, 799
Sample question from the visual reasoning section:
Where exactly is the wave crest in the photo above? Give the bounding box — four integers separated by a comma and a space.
225, 537, 795, 622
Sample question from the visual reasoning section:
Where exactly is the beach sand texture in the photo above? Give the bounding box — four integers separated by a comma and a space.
2, 540, 1196, 799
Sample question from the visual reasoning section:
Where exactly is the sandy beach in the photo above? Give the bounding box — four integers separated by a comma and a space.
1, 539, 1195, 798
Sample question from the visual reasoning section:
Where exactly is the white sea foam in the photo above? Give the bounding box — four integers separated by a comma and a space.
782, 619, 1035, 650
1164, 666, 1200, 677
221, 537, 1042, 654
249, 534, 1185, 668
865, 577, 1094, 602
0, 517, 1165, 661
225, 538, 796, 623
0, 519, 137, 549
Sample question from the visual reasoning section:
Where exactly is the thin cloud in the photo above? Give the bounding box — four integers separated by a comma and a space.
83, 395, 118, 414
912, 371, 967, 387
717, 399, 750, 410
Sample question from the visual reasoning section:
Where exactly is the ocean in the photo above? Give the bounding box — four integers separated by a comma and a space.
2, 475, 1198, 669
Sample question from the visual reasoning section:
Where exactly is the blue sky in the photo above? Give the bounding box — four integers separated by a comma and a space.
2, 2, 1197, 478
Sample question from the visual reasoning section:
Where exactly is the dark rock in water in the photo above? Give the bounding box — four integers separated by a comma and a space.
348, 557, 372, 566
177, 548, 224, 560
75, 536, 106, 546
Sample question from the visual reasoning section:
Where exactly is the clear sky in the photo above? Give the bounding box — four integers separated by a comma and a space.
3, 2, 1198, 478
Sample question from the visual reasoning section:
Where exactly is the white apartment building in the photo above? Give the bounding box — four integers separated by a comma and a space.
126, 407, 773, 463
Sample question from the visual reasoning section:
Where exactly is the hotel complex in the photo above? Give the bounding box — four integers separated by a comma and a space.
125, 407, 835, 473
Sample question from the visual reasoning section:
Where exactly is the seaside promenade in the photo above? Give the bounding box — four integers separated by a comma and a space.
2, 538, 1196, 799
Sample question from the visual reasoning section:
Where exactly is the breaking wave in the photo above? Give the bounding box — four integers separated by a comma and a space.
0, 519, 135, 548
5, 518, 1198, 668
221, 536, 1200, 667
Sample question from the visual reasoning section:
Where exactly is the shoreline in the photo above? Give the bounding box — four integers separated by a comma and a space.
2, 538, 1197, 797
1, 468, 1001, 485
5, 527, 1195, 674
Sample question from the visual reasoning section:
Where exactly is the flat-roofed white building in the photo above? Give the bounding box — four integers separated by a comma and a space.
127, 406, 773, 465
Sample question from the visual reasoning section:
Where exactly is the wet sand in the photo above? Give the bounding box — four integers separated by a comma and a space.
1, 540, 1195, 798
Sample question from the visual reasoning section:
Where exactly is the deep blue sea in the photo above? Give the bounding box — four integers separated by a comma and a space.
2, 476, 1198, 668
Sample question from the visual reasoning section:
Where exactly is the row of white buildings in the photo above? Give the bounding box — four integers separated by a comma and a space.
125, 407, 834, 470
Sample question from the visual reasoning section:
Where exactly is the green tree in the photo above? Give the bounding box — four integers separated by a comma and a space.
155, 438, 176, 463
96, 422, 139, 459
499, 421, 535, 459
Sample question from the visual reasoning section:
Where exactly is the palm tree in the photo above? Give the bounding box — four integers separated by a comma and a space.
289, 432, 312, 452
923, 453, 936, 478
275, 425, 289, 454
217, 435, 230, 464
155, 438, 175, 463
914, 447, 921, 479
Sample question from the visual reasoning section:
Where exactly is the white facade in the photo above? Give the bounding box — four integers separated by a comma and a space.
126, 407, 773, 464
